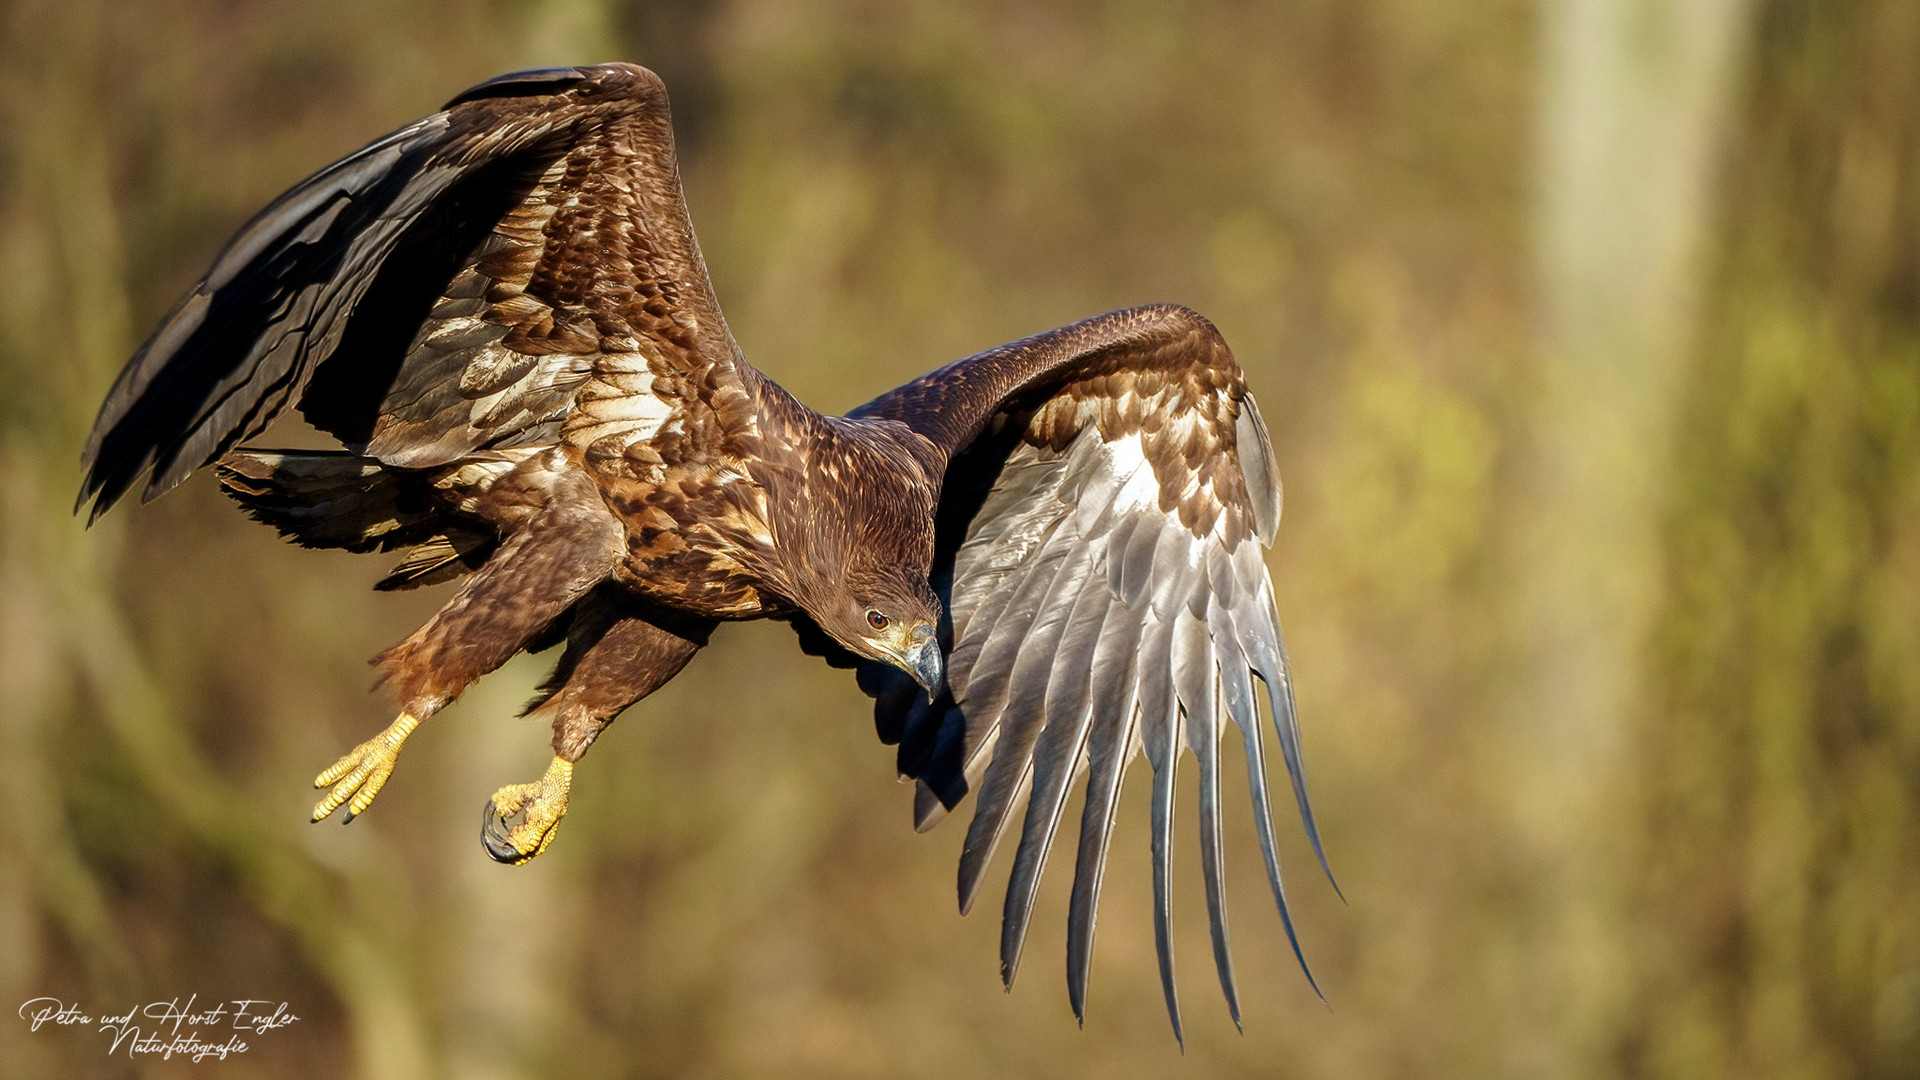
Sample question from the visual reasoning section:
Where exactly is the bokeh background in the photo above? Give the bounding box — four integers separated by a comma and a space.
2, 0, 1916, 1077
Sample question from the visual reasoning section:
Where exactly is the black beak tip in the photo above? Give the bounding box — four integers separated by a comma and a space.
907, 631, 944, 702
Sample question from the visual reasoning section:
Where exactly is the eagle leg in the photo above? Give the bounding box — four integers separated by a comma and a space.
308, 467, 626, 827
471, 595, 714, 865
526, 597, 713, 761
370, 472, 626, 718
312, 711, 420, 823
481, 757, 572, 864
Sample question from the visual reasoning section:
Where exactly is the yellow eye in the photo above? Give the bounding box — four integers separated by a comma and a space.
866, 610, 889, 631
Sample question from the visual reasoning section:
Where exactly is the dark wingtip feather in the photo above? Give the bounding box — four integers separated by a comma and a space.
1197, 731, 1242, 1027
78, 486, 111, 526
75, 439, 159, 524
912, 781, 950, 833
75, 112, 458, 529
1149, 748, 1183, 1044
958, 795, 1009, 916
1274, 870, 1327, 1004
73, 471, 101, 521
1066, 697, 1140, 1028
1243, 612, 1343, 903
1065, 799, 1107, 1023
1234, 652, 1329, 1001
1176, 608, 1244, 1025
1000, 595, 1106, 992
956, 754, 1031, 918
1262, 660, 1343, 902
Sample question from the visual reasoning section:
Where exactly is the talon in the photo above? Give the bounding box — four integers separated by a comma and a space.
311, 712, 420, 823
481, 757, 573, 865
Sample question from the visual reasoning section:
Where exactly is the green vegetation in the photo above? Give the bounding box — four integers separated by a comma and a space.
0, 1, 1911, 1076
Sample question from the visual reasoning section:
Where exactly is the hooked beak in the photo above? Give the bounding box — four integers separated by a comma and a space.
903, 623, 943, 701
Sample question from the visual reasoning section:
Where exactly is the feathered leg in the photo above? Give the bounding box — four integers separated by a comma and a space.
312, 472, 624, 823
481, 593, 712, 863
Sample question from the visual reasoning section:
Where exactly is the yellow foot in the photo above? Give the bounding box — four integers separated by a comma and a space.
311, 712, 420, 824
481, 757, 573, 865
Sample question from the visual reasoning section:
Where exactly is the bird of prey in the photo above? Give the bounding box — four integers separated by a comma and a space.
77, 63, 1333, 1036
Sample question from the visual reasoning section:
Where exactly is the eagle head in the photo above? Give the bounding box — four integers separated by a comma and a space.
786, 425, 946, 699
825, 563, 944, 699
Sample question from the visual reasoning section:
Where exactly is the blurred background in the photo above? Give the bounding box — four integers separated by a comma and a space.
1, 0, 1915, 1076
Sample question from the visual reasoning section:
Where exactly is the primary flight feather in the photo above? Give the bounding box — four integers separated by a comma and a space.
78, 62, 1333, 1037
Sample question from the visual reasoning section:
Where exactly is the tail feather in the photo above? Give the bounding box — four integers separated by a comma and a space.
217, 450, 434, 551
217, 449, 495, 588
374, 533, 495, 591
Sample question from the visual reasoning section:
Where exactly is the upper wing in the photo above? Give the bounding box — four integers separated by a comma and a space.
79, 63, 750, 520
853, 304, 1331, 1038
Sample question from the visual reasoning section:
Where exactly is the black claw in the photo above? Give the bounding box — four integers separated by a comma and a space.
340, 808, 357, 825
480, 800, 522, 863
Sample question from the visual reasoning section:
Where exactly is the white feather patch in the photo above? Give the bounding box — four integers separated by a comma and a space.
1103, 433, 1162, 515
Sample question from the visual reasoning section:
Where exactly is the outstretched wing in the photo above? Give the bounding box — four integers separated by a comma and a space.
853, 304, 1332, 1038
79, 62, 751, 521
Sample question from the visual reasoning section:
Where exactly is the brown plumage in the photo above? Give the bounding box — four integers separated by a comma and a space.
77, 63, 1332, 1038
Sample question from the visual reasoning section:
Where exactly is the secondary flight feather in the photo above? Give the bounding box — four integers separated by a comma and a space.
78, 63, 1334, 1037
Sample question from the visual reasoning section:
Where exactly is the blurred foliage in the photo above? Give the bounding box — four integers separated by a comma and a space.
1626, 3, 1920, 1077
0, 0, 1911, 1078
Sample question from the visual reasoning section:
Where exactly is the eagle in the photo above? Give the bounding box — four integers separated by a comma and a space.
77, 63, 1333, 1036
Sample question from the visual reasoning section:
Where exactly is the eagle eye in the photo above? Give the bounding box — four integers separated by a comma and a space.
866, 610, 889, 631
